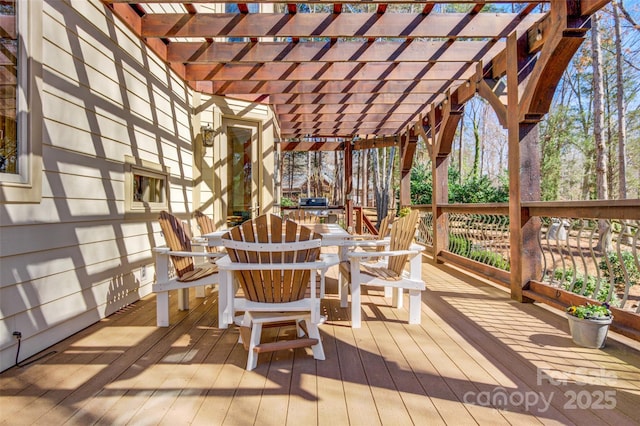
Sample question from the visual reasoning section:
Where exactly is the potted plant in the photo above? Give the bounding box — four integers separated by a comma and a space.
565, 303, 613, 348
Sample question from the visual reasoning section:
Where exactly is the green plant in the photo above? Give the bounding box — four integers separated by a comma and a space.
398, 207, 411, 218
449, 173, 509, 204
566, 303, 612, 320
280, 197, 296, 207
599, 251, 640, 287
469, 250, 510, 271
558, 269, 620, 307
448, 234, 471, 257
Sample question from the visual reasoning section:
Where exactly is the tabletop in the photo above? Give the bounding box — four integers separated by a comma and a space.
203, 222, 351, 247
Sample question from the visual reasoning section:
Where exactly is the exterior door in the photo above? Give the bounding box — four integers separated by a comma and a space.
224, 118, 260, 227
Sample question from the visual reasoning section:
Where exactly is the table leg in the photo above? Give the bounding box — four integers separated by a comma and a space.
339, 245, 349, 308
218, 270, 230, 329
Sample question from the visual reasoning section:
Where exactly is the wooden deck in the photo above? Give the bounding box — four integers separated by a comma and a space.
2, 258, 640, 425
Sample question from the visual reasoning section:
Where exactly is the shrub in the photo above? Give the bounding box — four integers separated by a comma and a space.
280, 197, 296, 207
599, 251, 640, 287
448, 234, 471, 257
558, 269, 620, 307
469, 250, 510, 271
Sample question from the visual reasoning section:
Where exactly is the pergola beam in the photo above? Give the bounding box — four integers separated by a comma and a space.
278, 113, 416, 123
279, 141, 345, 151
194, 79, 460, 96
184, 61, 478, 82
271, 92, 443, 105
140, 13, 543, 39
276, 103, 429, 115
167, 40, 505, 64
353, 136, 398, 150
281, 126, 402, 134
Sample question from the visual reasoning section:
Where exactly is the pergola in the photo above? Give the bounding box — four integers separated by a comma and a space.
103, 0, 606, 194
103, 0, 611, 303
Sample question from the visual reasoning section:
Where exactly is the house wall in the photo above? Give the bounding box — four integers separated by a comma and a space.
0, 0, 276, 372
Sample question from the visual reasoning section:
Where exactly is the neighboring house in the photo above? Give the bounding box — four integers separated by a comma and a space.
281, 170, 334, 201
0, 0, 277, 372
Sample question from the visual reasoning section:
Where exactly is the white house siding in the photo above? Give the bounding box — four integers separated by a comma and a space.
0, 0, 196, 372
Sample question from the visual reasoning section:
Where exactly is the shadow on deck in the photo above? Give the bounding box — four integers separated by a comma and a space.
1, 256, 639, 425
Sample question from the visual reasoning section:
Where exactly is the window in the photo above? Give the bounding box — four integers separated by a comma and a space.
125, 156, 169, 215
0, 2, 17, 175
133, 173, 165, 204
0, 0, 43, 203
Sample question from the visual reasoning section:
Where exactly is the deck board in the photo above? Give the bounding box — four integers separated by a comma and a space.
2, 257, 640, 425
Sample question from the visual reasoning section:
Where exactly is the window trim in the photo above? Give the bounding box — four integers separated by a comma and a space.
0, 0, 43, 203
124, 156, 170, 216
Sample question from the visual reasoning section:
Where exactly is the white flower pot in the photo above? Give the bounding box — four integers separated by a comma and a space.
566, 313, 613, 349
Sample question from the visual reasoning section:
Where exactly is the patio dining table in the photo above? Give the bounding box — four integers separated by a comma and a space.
203, 223, 351, 328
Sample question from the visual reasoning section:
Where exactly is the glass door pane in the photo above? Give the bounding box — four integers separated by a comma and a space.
227, 125, 254, 227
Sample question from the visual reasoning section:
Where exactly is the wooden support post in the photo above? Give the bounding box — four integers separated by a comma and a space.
344, 139, 353, 229
507, 33, 538, 303
432, 154, 449, 263
507, 33, 524, 302
520, 122, 543, 294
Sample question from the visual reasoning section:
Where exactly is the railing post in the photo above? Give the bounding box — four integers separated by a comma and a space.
432, 155, 449, 263
355, 207, 363, 234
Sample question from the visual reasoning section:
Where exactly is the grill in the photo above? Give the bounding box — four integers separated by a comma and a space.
298, 197, 329, 217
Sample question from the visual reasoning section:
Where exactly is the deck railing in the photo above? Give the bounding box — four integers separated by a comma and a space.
411, 201, 640, 337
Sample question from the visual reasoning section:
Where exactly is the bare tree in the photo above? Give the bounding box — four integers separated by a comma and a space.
371, 147, 395, 222
614, 2, 628, 199
591, 13, 611, 251
306, 151, 311, 197
617, 0, 640, 30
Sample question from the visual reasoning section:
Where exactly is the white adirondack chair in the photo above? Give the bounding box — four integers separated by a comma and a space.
221, 214, 326, 370
152, 211, 221, 327
344, 209, 424, 328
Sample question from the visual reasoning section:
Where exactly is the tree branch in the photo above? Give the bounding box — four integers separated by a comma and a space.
618, 1, 640, 30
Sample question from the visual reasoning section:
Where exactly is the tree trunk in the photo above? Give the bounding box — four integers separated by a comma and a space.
288, 152, 294, 197
333, 150, 343, 205
591, 13, 611, 252
470, 103, 481, 179
614, 3, 627, 200
613, 3, 631, 244
363, 149, 369, 206
371, 147, 396, 223
604, 71, 615, 198
458, 114, 464, 184
314, 151, 321, 197
355, 150, 361, 205
306, 152, 311, 197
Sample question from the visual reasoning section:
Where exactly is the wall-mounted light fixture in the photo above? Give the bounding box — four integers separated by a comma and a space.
201, 125, 215, 147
